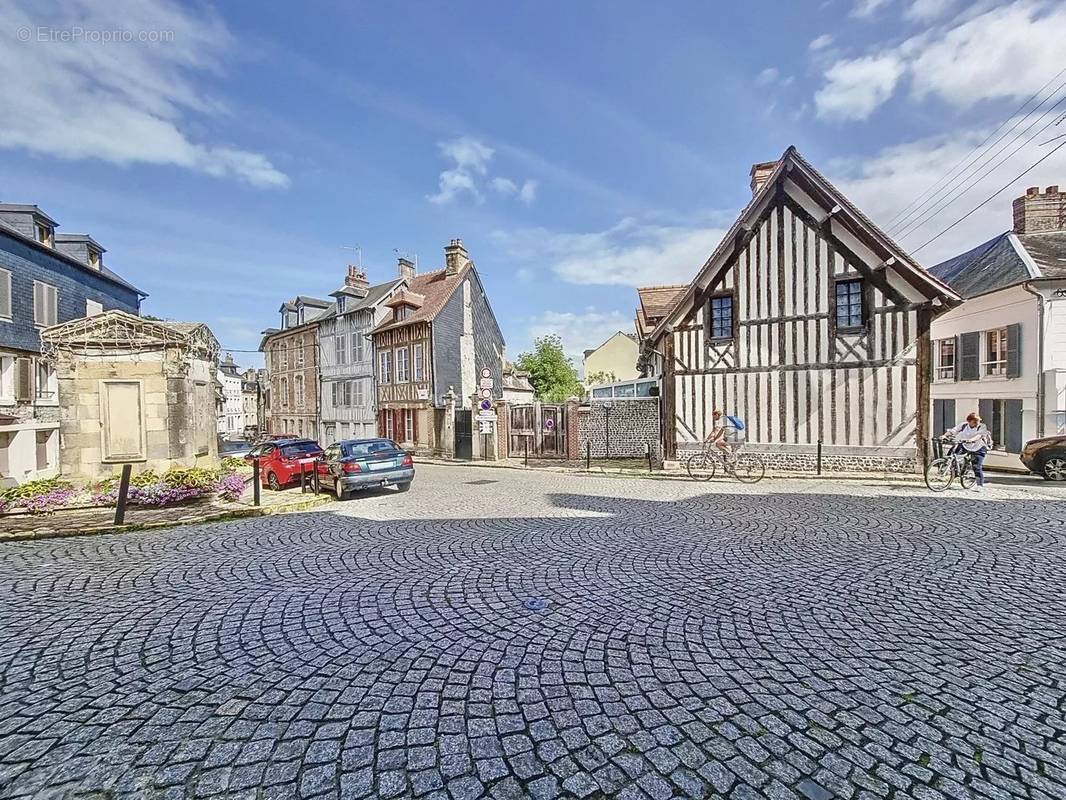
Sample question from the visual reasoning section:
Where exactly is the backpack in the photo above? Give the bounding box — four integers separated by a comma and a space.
725, 415, 745, 431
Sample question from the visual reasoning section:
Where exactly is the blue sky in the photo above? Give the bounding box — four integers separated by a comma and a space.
2, 0, 1064, 367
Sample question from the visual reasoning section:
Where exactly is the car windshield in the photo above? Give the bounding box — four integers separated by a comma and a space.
280, 441, 322, 457
344, 440, 399, 457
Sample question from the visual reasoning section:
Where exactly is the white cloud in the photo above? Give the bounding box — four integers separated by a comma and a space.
829, 126, 1066, 265
493, 216, 729, 288
0, 0, 289, 188
518, 179, 538, 205
527, 308, 634, 363
815, 55, 905, 120
756, 67, 780, 86
904, 0, 959, 21
850, 0, 893, 18
815, 1, 1066, 121
429, 136, 537, 205
809, 33, 834, 51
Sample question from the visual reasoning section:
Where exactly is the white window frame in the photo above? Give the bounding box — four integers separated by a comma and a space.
33, 280, 58, 328
396, 346, 410, 383
984, 328, 1008, 377
0, 356, 14, 403
379, 350, 392, 384
334, 333, 348, 365
385, 409, 395, 440
936, 338, 955, 381
404, 409, 414, 442
294, 374, 305, 409
35, 360, 58, 405
352, 333, 364, 363
413, 343, 425, 382
0, 268, 11, 320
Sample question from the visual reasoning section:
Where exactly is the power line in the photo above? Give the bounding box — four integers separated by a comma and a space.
889, 76, 1066, 237
894, 87, 1066, 241
910, 137, 1066, 256
884, 67, 1066, 230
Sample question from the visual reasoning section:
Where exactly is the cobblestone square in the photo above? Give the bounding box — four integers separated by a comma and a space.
1, 465, 1064, 799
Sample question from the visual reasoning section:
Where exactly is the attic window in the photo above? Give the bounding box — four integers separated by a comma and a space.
88, 250, 100, 269
35, 223, 54, 247
337, 296, 346, 313
396, 306, 411, 321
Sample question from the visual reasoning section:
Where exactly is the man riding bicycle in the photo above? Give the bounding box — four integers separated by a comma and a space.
944, 412, 993, 487
705, 409, 745, 461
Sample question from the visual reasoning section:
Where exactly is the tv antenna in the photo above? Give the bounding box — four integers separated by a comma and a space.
340, 244, 362, 268
392, 248, 418, 269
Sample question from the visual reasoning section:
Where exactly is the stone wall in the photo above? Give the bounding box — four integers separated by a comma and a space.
577, 399, 660, 459
675, 442, 918, 474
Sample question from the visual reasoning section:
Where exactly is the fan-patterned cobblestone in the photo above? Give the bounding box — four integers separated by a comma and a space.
0, 465, 1064, 799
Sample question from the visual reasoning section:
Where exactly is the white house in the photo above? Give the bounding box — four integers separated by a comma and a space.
929, 185, 1066, 471
638, 147, 961, 472
216, 353, 244, 436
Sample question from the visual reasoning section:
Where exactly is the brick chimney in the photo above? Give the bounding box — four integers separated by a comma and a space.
444, 238, 469, 276
397, 256, 416, 283
749, 161, 778, 196
344, 265, 370, 298
1013, 185, 1065, 234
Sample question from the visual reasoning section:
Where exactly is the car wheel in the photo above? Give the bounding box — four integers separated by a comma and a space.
335, 485, 349, 501
267, 471, 282, 491
1042, 456, 1066, 481
396, 482, 412, 493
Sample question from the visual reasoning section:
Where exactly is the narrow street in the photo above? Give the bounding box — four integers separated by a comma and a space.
1, 465, 1064, 799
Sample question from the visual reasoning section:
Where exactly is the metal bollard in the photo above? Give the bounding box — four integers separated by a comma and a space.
816, 440, 823, 475
253, 458, 261, 506
647, 443, 652, 472
114, 463, 132, 525
524, 436, 529, 467
586, 440, 591, 471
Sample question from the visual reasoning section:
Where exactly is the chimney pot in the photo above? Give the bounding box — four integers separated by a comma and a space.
1026, 186, 1039, 196
444, 238, 469, 276
1047, 185, 1059, 194
398, 256, 416, 283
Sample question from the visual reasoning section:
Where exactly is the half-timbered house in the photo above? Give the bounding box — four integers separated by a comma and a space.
372, 240, 505, 456
639, 147, 961, 472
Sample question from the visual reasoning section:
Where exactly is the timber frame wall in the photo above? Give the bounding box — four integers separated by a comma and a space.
656, 161, 955, 471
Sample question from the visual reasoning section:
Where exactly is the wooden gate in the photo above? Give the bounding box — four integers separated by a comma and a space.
454, 409, 472, 460
509, 403, 567, 458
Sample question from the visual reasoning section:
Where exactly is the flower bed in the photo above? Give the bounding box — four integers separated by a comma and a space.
0, 463, 249, 515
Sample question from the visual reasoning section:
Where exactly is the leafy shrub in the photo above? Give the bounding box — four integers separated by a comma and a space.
161, 467, 220, 490
215, 474, 247, 502
220, 457, 246, 475
1, 478, 77, 514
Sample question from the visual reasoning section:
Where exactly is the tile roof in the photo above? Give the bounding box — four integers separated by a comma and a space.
635, 284, 687, 338
374, 265, 471, 333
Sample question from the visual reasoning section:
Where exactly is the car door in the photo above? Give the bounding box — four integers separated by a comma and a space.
319, 444, 341, 488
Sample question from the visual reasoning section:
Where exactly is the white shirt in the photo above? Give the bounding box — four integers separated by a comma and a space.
950, 422, 992, 452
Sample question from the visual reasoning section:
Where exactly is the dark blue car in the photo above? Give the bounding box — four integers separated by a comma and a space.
316, 438, 415, 500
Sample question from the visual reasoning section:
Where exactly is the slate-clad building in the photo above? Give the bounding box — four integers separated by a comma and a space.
372, 240, 505, 456
929, 185, 1066, 471
0, 203, 144, 485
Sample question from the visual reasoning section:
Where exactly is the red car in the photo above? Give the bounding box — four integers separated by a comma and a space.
245, 438, 324, 490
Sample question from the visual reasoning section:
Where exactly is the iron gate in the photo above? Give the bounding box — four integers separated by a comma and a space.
509, 403, 567, 458
454, 409, 472, 460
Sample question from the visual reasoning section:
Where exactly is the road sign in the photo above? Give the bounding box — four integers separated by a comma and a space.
480, 367, 492, 379
480, 398, 493, 411
476, 411, 497, 422
479, 377, 494, 390
480, 388, 492, 399
479, 421, 494, 434
544, 418, 556, 430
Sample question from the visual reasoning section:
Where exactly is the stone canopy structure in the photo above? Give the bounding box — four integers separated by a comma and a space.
40, 311, 220, 481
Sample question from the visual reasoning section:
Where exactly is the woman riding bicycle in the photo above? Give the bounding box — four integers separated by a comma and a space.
944, 412, 993, 487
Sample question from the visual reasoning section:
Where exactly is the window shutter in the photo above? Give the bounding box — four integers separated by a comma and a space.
978, 399, 993, 438
959, 332, 981, 381
412, 408, 419, 444
15, 358, 33, 402
932, 398, 955, 435
33, 282, 43, 325
48, 284, 57, 325
1005, 323, 1022, 378
0, 269, 10, 318
952, 335, 960, 382
1004, 399, 1023, 453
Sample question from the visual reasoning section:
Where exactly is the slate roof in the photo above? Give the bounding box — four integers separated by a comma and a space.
0, 217, 145, 297
373, 265, 471, 334
929, 231, 1066, 298
317, 279, 404, 321
0, 203, 57, 225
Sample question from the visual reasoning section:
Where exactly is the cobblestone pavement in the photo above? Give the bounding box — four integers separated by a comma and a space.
1, 465, 1064, 799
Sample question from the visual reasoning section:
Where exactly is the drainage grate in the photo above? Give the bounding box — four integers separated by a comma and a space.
464, 479, 499, 485
523, 598, 550, 612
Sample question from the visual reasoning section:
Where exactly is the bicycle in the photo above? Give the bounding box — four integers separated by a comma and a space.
925, 436, 978, 492
686, 443, 766, 484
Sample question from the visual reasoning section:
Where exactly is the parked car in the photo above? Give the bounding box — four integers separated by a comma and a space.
316, 438, 414, 500
1020, 435, 1066, 481
246, 438, 324, 490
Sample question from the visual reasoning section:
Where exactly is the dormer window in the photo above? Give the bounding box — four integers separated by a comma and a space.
396, 306, 410, 321
337, 296, 346, 314
297, 306, 305, 324
35, 222, 54, 247
88, 249, 101, 269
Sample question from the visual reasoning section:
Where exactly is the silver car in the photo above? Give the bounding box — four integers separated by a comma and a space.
317, 438, 415, 500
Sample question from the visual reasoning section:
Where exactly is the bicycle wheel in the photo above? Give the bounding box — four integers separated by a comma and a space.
925, 458, 954, 492
959, 462, 978, 489
686, 452, 716, 482
733, 454, 766, 483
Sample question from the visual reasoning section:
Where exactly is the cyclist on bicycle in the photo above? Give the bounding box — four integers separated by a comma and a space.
705, 409, 745, 461
944, 412, 993, 487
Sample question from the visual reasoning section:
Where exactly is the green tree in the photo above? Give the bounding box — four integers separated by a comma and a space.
516, 335, 584, 402
585, 370, 617, 386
